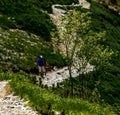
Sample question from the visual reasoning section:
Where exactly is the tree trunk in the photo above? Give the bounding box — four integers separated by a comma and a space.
68, 65, 74, 98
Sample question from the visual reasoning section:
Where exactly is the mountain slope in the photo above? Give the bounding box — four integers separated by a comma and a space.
0, 0, 120, 114
0, 27, 65, 73
90, 1, 120, 105
0, 73, 116, 115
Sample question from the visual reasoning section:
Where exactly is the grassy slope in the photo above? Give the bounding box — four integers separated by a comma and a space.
0, 0, 119, 114
0, 0, 56, 40
0, 27, 65, 73
0, 27, 45, 71
0, 72, 115, 115
0, 0, 68, 73
90, 1, 120, 105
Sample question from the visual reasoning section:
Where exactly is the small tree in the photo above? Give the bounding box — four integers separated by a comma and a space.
52, 10, 92, 97
52, 10, 114, 98
57, 10, 91, 76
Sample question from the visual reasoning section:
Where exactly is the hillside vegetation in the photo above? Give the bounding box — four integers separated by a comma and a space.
90, 1, 120, 105
50, 0, 120, 108
0, 0, 120, 114
0, 72, 116, 115
0, 27, 65, 73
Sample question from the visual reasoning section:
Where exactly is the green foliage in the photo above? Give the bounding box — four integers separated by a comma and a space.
90, 1, 120, 26
0, 0, 56, 40
0, 28, 65, 72
51, 74, 96, 100
51, 1, 120, 109
89, 1, 120, 106
0, 0, 120, 113
0, 15, 17, 29
0, 0, 79, 40
0, 72, 13, 81
57, 11, 91, 68
54, 9, 114, 101
0, 73, 116, 115
56, 9, 114, 75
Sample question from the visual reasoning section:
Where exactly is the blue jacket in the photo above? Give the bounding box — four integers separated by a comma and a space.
37, 57, 45, 66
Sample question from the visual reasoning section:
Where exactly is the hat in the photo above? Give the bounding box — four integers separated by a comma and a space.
40, 55, 43, 58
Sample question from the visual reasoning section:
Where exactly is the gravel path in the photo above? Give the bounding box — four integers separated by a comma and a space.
40, 63, 93, 87
0, 81, 39, 115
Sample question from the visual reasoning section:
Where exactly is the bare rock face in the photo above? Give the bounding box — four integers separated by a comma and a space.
79, 0, 91, 9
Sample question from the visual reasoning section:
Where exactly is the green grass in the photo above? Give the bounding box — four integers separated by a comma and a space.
0, 72, 116, 115
0, 0, 57, 40
0, 27, 65, 73
89, 1, 120, 106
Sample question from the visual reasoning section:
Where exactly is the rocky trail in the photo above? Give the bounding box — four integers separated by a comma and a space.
0, 81, 38, 115
41, 63, 93, 87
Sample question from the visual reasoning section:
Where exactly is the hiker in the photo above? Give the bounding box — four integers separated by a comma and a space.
37, 55, 46, 78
